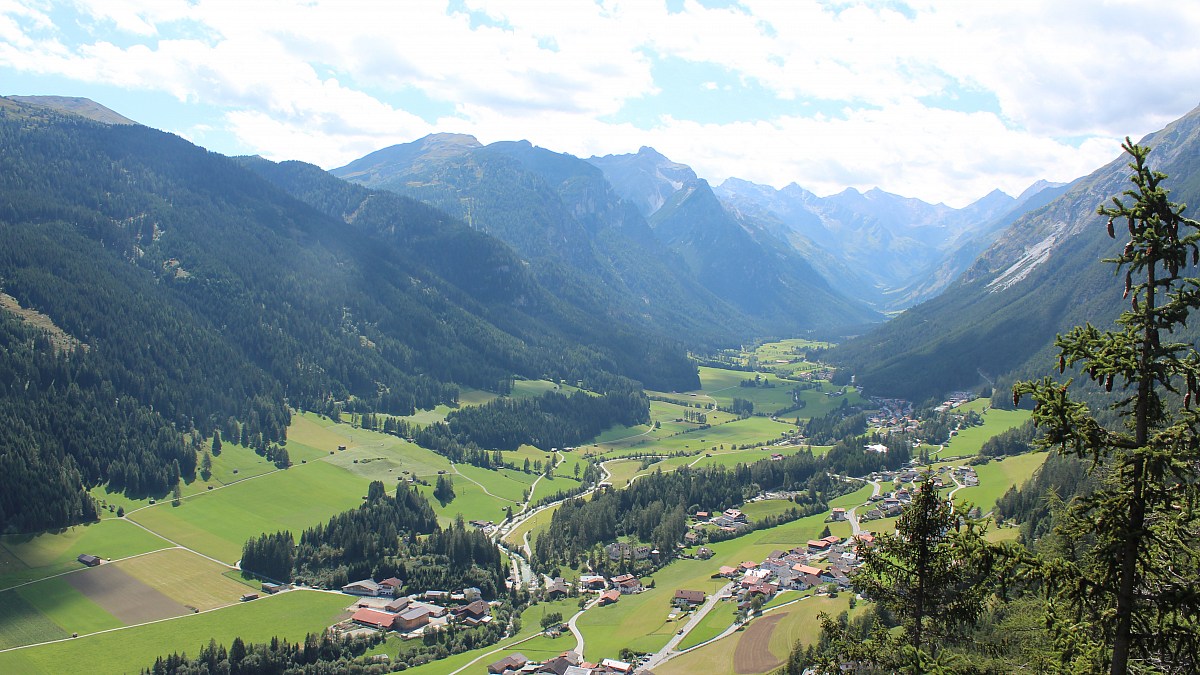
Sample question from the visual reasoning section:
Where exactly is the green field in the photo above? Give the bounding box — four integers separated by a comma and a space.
16, 577, 122, 638
0, 591, 68, 649
939, 406, 1031, 457
952, 452, 1049, 512
677, 600, 738, 650
454, 464, 533, 504
0, 590, 351, 674
0, 519, 171, 590
128, 461, 373, 564
116, 548, 249, 611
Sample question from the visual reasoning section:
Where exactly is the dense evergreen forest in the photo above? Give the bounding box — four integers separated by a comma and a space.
241, 481, 507, 598
0, 98, 697, 533
141, 631, 391, 675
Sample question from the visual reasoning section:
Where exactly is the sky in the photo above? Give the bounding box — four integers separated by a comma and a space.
2, 1, 1199, 207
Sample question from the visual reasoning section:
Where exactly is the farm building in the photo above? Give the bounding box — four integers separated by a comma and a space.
77, 554, 101, 567
342, 579, 382, 596
351, 608, 396, 631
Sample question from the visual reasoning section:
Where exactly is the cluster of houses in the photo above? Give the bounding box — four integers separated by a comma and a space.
340, 578, 492, 637
487, 651, 646, 675
715, 533, 873, 608
692, 507, 749, 533
868, 398, 918, 435
933, 391, 976, 414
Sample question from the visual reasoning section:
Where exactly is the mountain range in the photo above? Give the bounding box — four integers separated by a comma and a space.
6, 90, 1200, 531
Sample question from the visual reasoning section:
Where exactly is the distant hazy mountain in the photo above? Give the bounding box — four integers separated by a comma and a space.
715, 180, 1058, 309
587, 146, 1056, 311
333, 137, 879, 338
649, 178, 879, 330
588, 146, 699, 217
832, 103, 1200, 401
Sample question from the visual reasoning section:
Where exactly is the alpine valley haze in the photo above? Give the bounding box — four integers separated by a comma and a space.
2, 3, 1200, 675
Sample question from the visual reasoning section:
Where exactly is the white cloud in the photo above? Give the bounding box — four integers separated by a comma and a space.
0, 0, 1196, 204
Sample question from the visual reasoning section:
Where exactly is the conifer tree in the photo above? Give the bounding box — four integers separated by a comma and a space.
1014, 140, 1200, 674
848, 475, 993, 662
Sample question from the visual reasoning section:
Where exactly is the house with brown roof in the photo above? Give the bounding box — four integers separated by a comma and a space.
452, 599, 490, 624
351, 608, 396, 631
487, 653, 529, 674
673, 589, 706, 606
598, 589, 621, 605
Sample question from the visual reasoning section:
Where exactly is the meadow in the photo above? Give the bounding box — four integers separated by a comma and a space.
0, 590, 351, 674
0, 519, 171, 589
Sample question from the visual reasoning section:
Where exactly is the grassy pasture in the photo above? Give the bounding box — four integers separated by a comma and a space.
0, 591, 68, 649
939, 406, 1031, 457
0, 590, 351, 674
419, 480, 512, 527
0, 519, 171, 590
953, 452, 1049, 513
454, 464, 532, 504
115, 548, 249, 611
127, 461, 372, 564
529, 474, 583, 507
677, 600, 738, 650
601, 459, 644, 488
18, 576, 123, 638
504, 505, 558, 550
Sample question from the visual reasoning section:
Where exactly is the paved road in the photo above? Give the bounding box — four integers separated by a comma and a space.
847, 479, 881, 536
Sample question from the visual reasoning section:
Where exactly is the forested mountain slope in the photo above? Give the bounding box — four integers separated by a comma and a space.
0, 97, 691, 532
832, 103, 1200, 401
333, 136, 878, 337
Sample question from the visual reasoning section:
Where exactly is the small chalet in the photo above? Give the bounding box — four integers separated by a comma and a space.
674, 589, 706, 606
545, 578, 570, 599
823, 535, 841, 545
718, 565, 738, 577
379, 577, 403, 596
598, 589, 621, 606
807, 539, 832, 552
723, 508, 747, 523
342, 579, 382, 596
696, 546, 715, 560
452, 600, 491, 626
694, 511, 710, 519
488, 653, 529, 674
77, 554, 101, 567
830, 508, 847, 521
351, 608, 396, 631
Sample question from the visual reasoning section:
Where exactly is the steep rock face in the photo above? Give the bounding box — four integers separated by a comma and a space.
833, 103, 1200, 401
587, 146, 699, 217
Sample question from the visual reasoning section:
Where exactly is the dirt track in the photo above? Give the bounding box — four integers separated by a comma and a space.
65, 564, 190, 624
733, 613, 785, 674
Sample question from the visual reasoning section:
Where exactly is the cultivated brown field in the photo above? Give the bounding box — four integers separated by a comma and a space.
65, 564, 189, 624
733, 614, 785, 674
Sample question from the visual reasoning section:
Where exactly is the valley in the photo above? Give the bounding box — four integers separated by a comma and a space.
0, 342, 1038, 674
